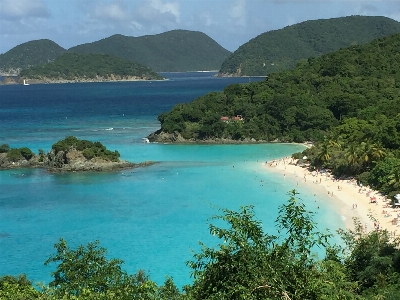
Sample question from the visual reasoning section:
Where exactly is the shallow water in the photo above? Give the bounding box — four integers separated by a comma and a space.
0, 73, 343, 287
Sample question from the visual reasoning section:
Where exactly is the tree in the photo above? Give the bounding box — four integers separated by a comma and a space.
0, 143, 10, 153
338, 218, 400, 295
187, 190, 337, 300
0, 274, 39, 299
44, 238, 128, 296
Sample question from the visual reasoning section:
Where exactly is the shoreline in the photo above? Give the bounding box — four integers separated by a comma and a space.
263, 157, 400, 235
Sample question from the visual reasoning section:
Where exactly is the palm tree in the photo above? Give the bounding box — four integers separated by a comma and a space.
387, 164, 400, 190
315, 137, 340, 166
344, 143, 362, 173
370, 143, 386, 163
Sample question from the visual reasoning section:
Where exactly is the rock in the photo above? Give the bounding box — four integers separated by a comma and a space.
147, 130, 267, 144
1, 148, 156, 173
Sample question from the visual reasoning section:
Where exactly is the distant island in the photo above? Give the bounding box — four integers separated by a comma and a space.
0, 30, 231, 75
18, 53, 164, 84
218, 15, 400, 76
0, 137, 155, 172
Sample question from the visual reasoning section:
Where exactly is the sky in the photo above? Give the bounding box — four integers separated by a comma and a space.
0, 0, 400, 54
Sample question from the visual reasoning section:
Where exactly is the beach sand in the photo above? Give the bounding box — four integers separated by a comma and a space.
263, 157, 400, 235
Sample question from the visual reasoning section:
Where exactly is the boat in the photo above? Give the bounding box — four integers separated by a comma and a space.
23, 80, 30, 86
142, 138, 150, 143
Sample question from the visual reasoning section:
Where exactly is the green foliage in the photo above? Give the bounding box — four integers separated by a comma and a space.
44, 238, 125, 295
157, 32, 400, 143
219, 15, 400, 76
20, 53, 163, 80
68, 30, 231, 72
6, 147, 34, 162
20, 147, 34, 160
338, 218, 400, 295
0, 274, 40, 299
43, 238, 161, 299
368, 157, 400, 194
51, 136, 120, 162
0, 39, 66, 73
187, 190, 342, 299
0, 143, 10, 153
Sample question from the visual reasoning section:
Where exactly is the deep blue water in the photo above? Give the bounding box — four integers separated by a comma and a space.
0, 72, 343, 288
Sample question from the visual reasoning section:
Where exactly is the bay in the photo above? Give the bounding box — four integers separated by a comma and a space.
0, 72, 343, 287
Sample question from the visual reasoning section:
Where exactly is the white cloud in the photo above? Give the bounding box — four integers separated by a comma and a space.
139, 0, 180, 22
94, 3, 128, 21
0, 0, 49, 19
230, 0, 246, 27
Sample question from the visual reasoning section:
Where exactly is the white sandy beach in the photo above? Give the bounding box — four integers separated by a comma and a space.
264, 157, 400, 235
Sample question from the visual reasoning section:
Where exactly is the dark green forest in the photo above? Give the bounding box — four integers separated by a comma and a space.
68, 30, 231, 72
219, 16, 400, 76
19, 53, 163, 81
0, 39, 66, 73
1, 191, 400, 299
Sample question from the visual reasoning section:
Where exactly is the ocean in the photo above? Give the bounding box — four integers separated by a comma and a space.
0, 72, 343, 287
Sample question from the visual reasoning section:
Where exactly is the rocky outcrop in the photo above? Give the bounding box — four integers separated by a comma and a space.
44, 149, 155, 172
0, 150, 156, 172
147, 130, 189, 143
0, 153, 42, 169
147, 130, 263, 144
0, 76, 18, 85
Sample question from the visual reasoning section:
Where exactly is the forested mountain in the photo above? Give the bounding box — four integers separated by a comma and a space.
219, 15, 400, 76
68, 30, 231, 72
0, 39, 66, 74
152, 32, 400, 143
20, 53, 164, 82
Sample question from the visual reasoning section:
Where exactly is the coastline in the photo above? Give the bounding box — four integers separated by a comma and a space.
263, 157, 400, 234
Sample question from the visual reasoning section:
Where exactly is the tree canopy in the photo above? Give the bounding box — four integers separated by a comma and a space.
52, 136, 121, 162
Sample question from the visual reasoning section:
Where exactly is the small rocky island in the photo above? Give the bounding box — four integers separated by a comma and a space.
0, 136, 155, 172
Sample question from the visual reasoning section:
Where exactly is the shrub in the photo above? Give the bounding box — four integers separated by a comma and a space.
19, 147, 34, 160
7, 149, 22, 162
0, 144, 10, 153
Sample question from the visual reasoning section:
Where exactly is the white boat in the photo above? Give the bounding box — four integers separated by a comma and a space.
142, 138, 150, 143
23, 80, 29, 86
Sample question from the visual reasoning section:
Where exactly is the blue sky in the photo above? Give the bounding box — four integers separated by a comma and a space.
0, 0, 399, 54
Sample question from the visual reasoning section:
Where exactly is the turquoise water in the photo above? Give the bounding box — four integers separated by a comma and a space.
0, 73, 343, 287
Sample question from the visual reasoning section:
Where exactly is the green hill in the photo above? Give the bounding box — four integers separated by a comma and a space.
0, 39, 66, 74
68, 30, 231, 72
219, 15, 400, 76
20, 53, 164, 82
151, 32, 400, 144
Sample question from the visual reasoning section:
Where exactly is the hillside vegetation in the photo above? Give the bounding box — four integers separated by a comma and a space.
68, 30, 231, 72
20, 53, 164, 81
219, 15, 400, 76
0, 39, 66, 74
154, 32, 400, 143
